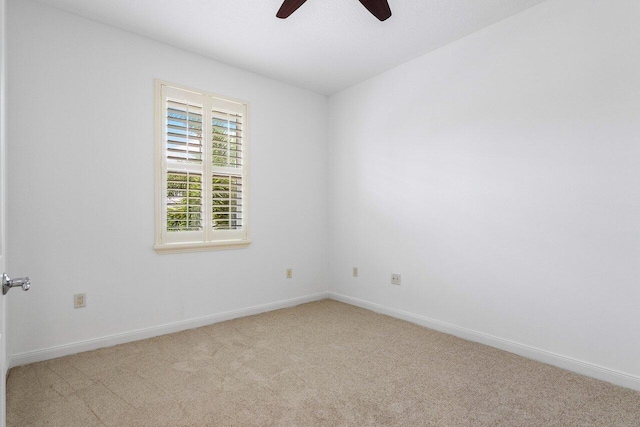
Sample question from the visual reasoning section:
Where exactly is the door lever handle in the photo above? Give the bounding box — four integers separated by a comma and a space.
2, 273, 31, 295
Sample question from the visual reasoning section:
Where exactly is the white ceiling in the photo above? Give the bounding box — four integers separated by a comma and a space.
34, 0, 547, 95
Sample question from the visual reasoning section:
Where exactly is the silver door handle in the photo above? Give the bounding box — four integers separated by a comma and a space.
2, 273, 31, 295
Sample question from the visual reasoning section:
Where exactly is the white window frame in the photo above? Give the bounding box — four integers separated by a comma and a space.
154, 80, 250, 254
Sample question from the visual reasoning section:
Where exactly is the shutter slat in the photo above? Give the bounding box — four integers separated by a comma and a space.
168, 112, 203, 120
168, 156, 202, 162
168, 126, 202, 134
212, 111, 242, 120
212, 125, 242, 133
167, 138, 201, 146
168, 142, 203, 150
168, 147, 202, 154
168, 101, 203, 113
212, 135, 243, 142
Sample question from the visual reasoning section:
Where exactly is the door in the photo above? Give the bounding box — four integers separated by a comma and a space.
0, 0, 7, 425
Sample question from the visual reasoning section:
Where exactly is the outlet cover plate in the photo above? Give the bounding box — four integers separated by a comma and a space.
74, 293, 86, 308
391, 274, 401, 285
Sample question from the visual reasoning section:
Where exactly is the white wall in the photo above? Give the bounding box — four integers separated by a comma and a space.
6, 0, 329, 358
329, 0, 640, 382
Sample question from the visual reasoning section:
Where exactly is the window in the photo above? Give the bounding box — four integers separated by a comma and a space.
154, 81, 250, 253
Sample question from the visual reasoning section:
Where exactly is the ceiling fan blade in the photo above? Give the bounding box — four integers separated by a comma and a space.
276, 0, 309, 19
358, 0, 392, 21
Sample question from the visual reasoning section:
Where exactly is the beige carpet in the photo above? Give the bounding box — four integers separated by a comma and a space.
7, 300, 640, 426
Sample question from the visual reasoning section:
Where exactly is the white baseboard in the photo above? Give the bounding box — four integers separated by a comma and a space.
8, 292, 329, 369
328, 292, 640, 392
9, 291, 639, 392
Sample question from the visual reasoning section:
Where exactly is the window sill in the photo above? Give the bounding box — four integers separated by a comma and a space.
154, 240, 251, 254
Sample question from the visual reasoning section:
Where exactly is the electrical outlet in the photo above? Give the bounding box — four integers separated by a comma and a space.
353, 267, 358, 277
74, 293, 86, 308
391, 274, 401, 286
286, 268, 292, 279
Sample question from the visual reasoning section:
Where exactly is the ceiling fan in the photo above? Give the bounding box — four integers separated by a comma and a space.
277, 0, 392, 21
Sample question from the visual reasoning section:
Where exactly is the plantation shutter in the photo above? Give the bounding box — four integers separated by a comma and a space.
166, 172, 202, 232
211, 108, 243, 169
158, 83, 248, 247
210, 101, 245, 237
